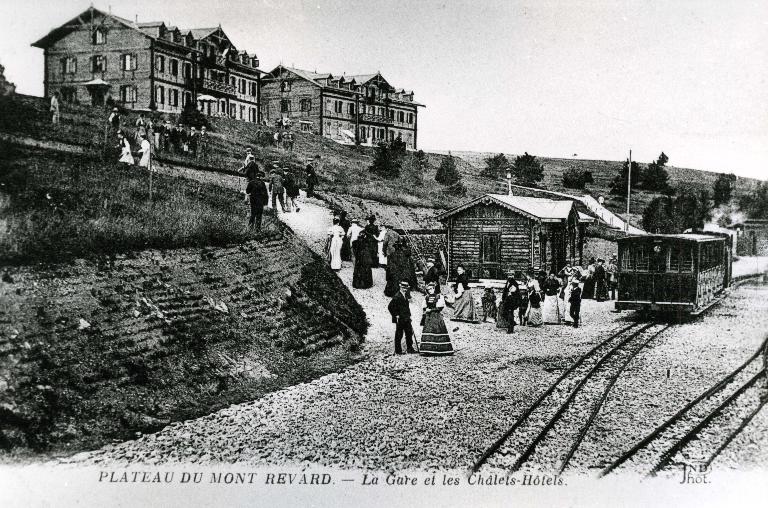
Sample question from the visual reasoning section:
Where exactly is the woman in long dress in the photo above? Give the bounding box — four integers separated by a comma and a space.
501, 277, 521, 334
582, 258, 596, 300
118, 134, 134, 165
352, 230, 374, 289
526, 287, 543, 327
326, 218, 345, 271
419, 283, 454, 356
384, 239, 417, 297
138, 134, 151, 168
451, 265, 480, 323
542, 272, 561, 324
376, 226, 388, 267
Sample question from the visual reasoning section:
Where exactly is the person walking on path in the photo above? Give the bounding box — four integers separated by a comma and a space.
50, 92, 60, 126
376, 225, 390, 267
108, 107, 121, 137
423, 257, 441, 294
606, 255, 618, 300
305, 161, 318, 198
569, 280, 583, 328
188, 126, 199, 158
245, 170, 269, 231
382, 225, 401, 259
582, 258, 596, 300
138, 133, 151, 168
384, 239, 418, 297
542, 272, 562, 324
283, 172, 301, 213
419, 282, 454, 356
594, 258, 609, 302
198, 126, 209, 160
526, 286, 543, 327
518, 278, 529, 326
352, 229, 374, 289
326, 218, 345, 271
364, 215, 380, 268
501, 276, 521, 334
388, 281, 417, 354
347, 218, 363, 263
338, 211, 351, 260
135, 113, 147, 144
268, 169, 286, 212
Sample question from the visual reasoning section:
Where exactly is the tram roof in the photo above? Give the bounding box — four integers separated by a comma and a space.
620, 233, 725, 243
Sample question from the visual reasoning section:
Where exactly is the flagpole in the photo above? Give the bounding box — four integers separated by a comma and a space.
625, 149, 632, 232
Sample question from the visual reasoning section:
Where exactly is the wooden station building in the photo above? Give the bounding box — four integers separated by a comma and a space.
436, 194, 594, 280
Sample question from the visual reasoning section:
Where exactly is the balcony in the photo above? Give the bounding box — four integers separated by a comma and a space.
202, 78, 236, 95
358, 113, 393, 125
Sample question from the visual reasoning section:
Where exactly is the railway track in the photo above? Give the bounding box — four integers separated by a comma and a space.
601, 336, 768, 477
472, 321, 671, 474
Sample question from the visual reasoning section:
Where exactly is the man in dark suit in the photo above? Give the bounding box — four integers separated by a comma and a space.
569, 280, 582, 328
388, 281, 416, 354
423, 257, 441, 293
246, 171, 269, 231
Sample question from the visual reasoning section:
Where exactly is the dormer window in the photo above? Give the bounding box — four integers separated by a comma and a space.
280, 81, 291, 92
92, 28, 106, 45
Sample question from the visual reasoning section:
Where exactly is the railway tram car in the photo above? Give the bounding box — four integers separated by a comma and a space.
615, 233, 732, 316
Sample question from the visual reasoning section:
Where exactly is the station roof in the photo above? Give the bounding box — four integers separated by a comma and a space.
437, 194, 589, 223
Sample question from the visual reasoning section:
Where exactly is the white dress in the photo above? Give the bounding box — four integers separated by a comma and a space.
138, 139, 151, 168
376, 228, 388, 266
119, 138, 134, 164
327, 224, 345, 270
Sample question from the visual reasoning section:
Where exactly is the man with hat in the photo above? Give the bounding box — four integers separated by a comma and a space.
568, 279, 583, 328
387, 281, 417, 354
245, 167, 268, 231
305, 157, 319, 197
424, 257, 441, 294
268, 166, 285, 212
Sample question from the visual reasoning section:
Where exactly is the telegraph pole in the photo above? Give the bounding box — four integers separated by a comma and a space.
625, 149, 632, 232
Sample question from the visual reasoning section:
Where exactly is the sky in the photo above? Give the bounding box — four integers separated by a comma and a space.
1, 0, 766, 179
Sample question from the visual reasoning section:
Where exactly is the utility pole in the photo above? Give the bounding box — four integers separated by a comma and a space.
625, 149, 632, 232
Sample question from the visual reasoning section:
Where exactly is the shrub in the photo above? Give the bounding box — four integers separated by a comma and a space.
642, 152, 670, 191
562, 167, 594, 189
609, 159, 642, 195
512, 152, 544, 185
435, 153, 461, 185
370, 141, 402, 179
482, 153, 510, 179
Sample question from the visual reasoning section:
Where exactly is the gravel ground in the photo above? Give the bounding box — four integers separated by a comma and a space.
61, 168, 768, 475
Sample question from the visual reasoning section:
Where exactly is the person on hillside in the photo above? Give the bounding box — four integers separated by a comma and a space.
423, 257, 441, 294
569, 280, 583, 328
169, 123, 180, 153
451, 265, 480, 323
198, 126, 209, 160
607, 255, 618, 300
161, 120, 172, 152
284, 172, 301, 213
376, 225, 390, 267
501, 276, 521, 334
245, 170, 269, 231
542, 272, 562, 324
268, 169, 286, 212
385, 239, 417, 297
352, 229, 374, 289
135, 113, 147, 144
146, 117, 155, 148
273, 131, 281, 148
138, 133, 151, 169
338, 211, 351, 260
108, 107, 121, 135
526, 285, 543, 327
284, 130, 295, 151
420, 282, 454, 356
582, 258, 596, 300
482, 287, 497, 323
364, 215, 380, 268
188, 126, 199, 158
388, 281, 417, 354
326, 217, 345, 271
50, 92, 60, 126
117, 132, 134, 165
594, 258, 609, 302
305, 162, 318, 198
347, 218, 364, 263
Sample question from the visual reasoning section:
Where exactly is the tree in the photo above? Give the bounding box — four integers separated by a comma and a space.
641, 188, 712, 233
642, 152, 670, 191
739, 182, 768, 219
512, 152, 544, 186
713, 173, 737, 206
435, 152, 461, 185
370, 141, 402, 179
414, 150, 428, 171
562, 167, 594, 190
179, 101, 208, 129
609, 159, 642, 195
482, 153, 510, 179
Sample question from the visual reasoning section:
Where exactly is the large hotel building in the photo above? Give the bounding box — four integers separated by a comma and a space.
32, 7, 423, 148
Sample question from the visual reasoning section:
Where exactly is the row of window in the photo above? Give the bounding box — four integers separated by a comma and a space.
620, 244, 722, 273
59, 54, 137, 75
155, 85, 191, 107
155, 56, 192, 79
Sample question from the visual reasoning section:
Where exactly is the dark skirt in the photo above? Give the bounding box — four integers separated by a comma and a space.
451, 289, 480, 323
595, 279, 609, 300
353, 261, 373, 289
496, 300, 508, 329
420, 310, 454, 356
341, 236, 352, 261
583, 278, 595, 299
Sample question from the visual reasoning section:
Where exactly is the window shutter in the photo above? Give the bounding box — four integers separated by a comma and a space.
132, 54, 138, 70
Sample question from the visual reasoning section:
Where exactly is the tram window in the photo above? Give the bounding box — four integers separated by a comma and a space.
635, 246, 649, 271
669, 245, 693, 272
621, 246, 634, 270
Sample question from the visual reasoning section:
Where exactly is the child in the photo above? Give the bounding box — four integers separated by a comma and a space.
481, 287, 497, 322
569, 280, 582, 328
